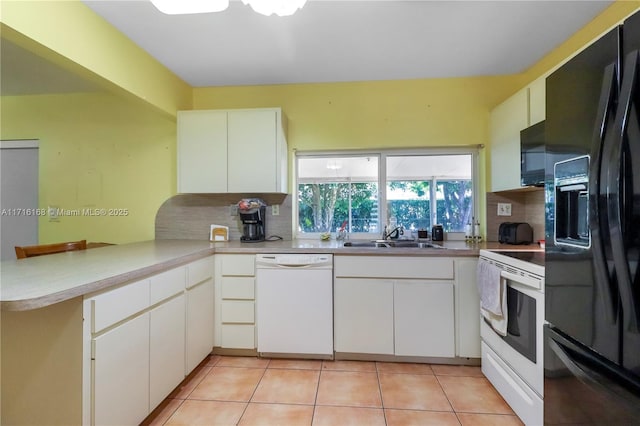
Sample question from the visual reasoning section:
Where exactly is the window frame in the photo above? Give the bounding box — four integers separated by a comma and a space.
295, 147, 479, 240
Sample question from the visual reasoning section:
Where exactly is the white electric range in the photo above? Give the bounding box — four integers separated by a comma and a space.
478, 249, 545, 426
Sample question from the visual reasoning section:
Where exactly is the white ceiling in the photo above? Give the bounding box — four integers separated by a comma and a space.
80, 0, 613, 87
0, 0, 614, 95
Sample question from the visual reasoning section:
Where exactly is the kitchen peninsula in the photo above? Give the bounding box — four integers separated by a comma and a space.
1, 239, 540, 425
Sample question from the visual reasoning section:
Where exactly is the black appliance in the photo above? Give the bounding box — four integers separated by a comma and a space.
431, 224, 444, 241
544, 9, 640, 424
520, 120, 546, 187
498, 222, 534, 245
239, 206, 266, 242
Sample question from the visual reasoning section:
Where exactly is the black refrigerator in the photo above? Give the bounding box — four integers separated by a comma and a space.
544, 9, 640, 425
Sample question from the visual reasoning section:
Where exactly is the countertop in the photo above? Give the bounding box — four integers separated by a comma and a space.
1, 239, 541, 311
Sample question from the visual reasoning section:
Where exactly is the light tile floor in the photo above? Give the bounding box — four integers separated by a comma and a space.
142, 356, 523, 426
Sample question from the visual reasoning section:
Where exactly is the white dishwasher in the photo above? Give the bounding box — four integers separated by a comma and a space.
256, 254, 333, 358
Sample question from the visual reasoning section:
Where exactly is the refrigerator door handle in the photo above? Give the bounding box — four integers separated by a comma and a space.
547, 326, 640, 404
606, 49, 640, 332
589, 62, 619, 325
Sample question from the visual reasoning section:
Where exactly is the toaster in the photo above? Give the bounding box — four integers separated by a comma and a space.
498, 222, 533, 245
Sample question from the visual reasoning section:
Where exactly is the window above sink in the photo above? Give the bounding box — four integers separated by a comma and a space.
296, 148, 479, 240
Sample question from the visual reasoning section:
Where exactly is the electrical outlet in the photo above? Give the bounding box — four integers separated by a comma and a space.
497, 203, 512, 216
229, 204, 238, 216
272, 204, 280, 216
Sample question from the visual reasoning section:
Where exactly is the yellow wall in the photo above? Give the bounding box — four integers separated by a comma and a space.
0, 0, 192, 117
194, 76, 522, 152
0, 92, 176, 244
193, 76, 522, 233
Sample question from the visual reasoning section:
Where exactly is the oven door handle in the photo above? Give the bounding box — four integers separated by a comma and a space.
500, 270, 541, 290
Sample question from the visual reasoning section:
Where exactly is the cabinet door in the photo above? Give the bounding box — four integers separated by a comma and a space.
394, 280, 455, 358
150, 295, 186, 409
227, 110, 277, 193
529, 76, 546, 125
177, 110, 227, 193
455, 259, 481, 358
490, 88, 529, 191
93, 313, 150, 426
186, 278, 214, 373
334, 278, 394, 354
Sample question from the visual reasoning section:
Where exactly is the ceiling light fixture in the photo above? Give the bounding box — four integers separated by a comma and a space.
241, 0, 307, 17
149, 0, 229, 14
149, 0, 306, 16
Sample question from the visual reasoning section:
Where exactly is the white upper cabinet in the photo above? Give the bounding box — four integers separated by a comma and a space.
178, 108, 288, 194
528, 76, 546, 126
177, 110, 227, 193
490, 76, 546, 192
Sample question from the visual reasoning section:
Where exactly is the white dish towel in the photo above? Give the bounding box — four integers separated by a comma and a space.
476, 258, 508, 336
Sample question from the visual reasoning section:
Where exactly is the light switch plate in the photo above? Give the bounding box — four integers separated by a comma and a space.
497, 203, 512, 216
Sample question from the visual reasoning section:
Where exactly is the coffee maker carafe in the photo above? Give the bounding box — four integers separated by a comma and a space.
239, 206, 266, 242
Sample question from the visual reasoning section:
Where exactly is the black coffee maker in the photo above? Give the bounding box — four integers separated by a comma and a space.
239, 206, 266, 242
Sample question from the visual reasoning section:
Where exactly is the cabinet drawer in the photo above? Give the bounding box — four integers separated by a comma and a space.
221, 277, 255, 299
187, 257, 214, 288
221, 324, 255, 349
150, 267, 186, 305
221, 255, 255, 276
334, 256, 454, 279
92, 279, 150, 333
221, 301, 255, 323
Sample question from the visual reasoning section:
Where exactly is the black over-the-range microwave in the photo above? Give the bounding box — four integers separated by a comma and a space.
520, 120, 545, 187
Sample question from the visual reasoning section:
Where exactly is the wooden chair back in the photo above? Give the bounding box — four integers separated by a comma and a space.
15, 240, 87, 259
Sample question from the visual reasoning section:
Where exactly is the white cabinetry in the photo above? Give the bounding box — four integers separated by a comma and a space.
86, 256, 214, 425
334, 278, 394, 354
529, 76, 546, 126
150, 295, 185, 408
395, 280, 455, 357
490, 88, 529, 192
214, 254, 256, 350
90, 278, 151, 426
186, 257, 215, 373
334, 256, 456, 358
454, 258, 481, 358
490, 76, 546, 192
93, 312, 150, 426
178, 108, 288, 194
177, 110, 227, 193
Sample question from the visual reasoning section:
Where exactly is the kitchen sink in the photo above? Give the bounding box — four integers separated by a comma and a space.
343, 240, 444, 249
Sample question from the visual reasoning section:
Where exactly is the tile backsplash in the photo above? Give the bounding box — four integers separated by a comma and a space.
486, 188, 545, 242
156, 193, 293, 241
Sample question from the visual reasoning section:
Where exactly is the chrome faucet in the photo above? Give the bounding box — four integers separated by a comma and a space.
382, 225, 404, 240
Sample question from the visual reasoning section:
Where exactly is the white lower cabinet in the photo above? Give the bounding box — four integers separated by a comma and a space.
455, 258, 481, 358
334, 278, 394, 354
93, 313, 150, 426
186, 279, 214, 372
214, 254, 256, 350
86, 255, 214, 425
334, 255, 474, 359
394, 280, 455, 358
150, 294, 186, 409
